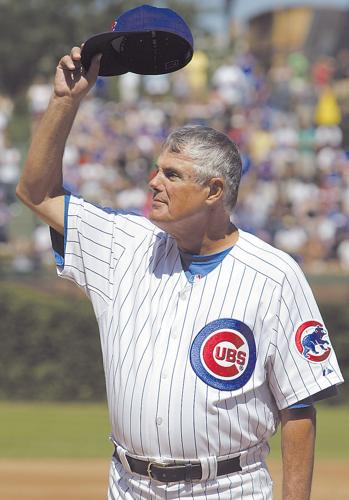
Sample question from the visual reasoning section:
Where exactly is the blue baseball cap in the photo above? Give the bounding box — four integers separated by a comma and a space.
81, 4, 194, 76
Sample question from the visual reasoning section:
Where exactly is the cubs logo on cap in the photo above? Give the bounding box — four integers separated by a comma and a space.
295, 320, 332, 363
190, 319, 256, 391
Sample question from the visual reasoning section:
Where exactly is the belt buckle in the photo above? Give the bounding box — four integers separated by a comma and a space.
147, 460, 169, 480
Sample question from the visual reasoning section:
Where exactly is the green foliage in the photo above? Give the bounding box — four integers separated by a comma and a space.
0, 0, 91, 96
0, 0, 197, 98
0, 283, 106, 401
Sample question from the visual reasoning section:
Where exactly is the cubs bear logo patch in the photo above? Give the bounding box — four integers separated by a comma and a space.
190, 318, 256, 391
295, 320, 332, 363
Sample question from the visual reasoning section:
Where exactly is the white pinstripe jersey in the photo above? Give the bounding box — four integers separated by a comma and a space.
56, 194, 343, 499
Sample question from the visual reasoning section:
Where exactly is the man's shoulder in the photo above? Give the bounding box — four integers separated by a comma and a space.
236, 229, 304, 282
70, 194, 162, 236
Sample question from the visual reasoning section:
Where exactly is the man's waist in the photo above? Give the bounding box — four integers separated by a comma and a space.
110, 437, 268, 483
113, 447, 241, 483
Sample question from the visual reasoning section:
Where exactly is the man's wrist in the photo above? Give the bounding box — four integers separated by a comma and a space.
50, 93, 84, 109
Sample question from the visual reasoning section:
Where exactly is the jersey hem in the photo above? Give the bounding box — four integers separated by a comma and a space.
277, 375, 344, 411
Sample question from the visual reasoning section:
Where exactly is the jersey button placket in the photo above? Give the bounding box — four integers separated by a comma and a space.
154, 287, 186, 454
144, 283, 180, 455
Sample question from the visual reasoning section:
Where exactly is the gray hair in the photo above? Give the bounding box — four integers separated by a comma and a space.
161, 125, 242, 210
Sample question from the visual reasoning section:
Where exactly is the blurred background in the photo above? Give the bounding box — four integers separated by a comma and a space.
0, 2, 348, 499
3, 0, 349, 278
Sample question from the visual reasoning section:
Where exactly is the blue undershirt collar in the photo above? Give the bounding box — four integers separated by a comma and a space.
180, 246, 233, 283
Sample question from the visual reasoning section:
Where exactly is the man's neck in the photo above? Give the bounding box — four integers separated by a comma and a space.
174, 221, 239, 255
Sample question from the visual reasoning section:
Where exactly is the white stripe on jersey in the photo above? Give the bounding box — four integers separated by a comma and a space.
57, 195, 343, 499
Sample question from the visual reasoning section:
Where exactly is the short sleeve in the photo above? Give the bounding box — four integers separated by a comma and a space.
51, 194, 117, 317
288, 385, 338, 408
267, 260, 344, 410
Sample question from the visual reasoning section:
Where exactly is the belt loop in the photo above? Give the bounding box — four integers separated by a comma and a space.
184, 463, 194, 482
199, 456, 217, 481
116, 445, 133, 474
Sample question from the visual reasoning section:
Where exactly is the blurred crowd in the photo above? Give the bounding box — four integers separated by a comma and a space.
2, 45, 349, 274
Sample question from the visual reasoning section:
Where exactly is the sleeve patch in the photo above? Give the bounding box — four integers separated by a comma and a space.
294, 320, 332, 363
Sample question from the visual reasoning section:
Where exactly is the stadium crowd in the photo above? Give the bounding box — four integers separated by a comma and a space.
1, 47, 349, 273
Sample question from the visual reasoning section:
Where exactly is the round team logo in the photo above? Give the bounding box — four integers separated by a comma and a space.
190, 319, 256, 391
295, 320, 331, 363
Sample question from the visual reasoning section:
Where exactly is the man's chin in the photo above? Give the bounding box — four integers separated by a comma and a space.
149, 212, 172, 231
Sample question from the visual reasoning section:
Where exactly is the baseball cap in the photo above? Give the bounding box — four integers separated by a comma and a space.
81, 4, 194, 76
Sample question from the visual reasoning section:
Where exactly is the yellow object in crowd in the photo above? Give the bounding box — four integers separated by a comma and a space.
184, 50, 209, 94
315, 87, 342, 126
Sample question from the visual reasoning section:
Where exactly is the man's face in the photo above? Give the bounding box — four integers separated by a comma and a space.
148, 150, 210, 230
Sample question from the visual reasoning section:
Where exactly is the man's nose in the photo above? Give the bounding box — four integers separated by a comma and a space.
148, 170, 162, 192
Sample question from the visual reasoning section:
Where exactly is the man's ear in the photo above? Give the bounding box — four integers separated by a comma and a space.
207, 178, 224, 204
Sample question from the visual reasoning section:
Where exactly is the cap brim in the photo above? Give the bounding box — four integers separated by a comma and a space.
81, 30, 193, 76
81, 32, 129, 76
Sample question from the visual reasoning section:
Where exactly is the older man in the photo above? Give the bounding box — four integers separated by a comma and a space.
17, 47, 343, 500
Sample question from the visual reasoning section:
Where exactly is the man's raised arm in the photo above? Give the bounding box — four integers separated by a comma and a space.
16, 46, 101, 235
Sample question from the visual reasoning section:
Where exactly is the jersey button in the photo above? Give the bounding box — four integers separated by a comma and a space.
156, 417, 163, 426
161, 372, 168, 379
179, 287, 190, 299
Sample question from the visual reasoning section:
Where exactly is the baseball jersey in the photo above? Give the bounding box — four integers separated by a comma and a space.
52, 194, 343, 500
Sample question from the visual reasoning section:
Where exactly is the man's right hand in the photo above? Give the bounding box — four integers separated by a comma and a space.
54, 45, 101, 101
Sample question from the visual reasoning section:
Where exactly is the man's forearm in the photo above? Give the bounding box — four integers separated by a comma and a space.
16, 94, 80, 207
280, 406, 316, 500
16, 47, 100, 233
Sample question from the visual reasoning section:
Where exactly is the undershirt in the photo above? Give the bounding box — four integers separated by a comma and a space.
179, 246, 233, 283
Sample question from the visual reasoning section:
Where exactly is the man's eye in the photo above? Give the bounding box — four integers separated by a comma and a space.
166, 171, 178, 179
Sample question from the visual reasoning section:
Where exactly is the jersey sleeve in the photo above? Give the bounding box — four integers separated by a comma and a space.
50, 194, 121, 318
288, 385, 338, 409
267, 259, 344, 410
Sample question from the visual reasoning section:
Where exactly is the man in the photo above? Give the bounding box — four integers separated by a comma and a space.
17, 46, 343, 500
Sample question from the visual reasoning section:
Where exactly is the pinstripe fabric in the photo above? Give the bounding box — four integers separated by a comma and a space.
56, 195, 343, 499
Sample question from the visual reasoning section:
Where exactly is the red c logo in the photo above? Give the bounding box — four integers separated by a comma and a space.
201, 330, 248, 379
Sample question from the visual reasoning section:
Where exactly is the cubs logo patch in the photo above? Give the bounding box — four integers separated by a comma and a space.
295, 320, 331, 363
190, 319, 256, 391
